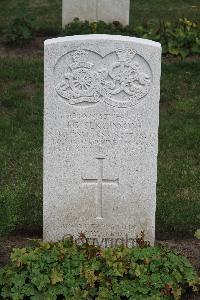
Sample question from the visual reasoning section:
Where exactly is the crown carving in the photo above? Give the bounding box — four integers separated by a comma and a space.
116, 49, 136, 63
70, 50, 93, 70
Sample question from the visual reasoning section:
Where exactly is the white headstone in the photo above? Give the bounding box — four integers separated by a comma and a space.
62, 0, 130, 27
44, 35, 161, 246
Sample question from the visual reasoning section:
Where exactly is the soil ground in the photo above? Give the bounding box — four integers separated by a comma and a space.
0, 37, 200, 63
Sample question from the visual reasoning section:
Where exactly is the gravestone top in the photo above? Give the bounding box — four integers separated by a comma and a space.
44, 34, 161, 48
44, 34, 161, 246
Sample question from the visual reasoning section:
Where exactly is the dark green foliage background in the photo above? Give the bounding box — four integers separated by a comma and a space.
2, 1, 200, 58
0, 0, 199, 34
61, 18, 199, 59
0, 59, 200, 238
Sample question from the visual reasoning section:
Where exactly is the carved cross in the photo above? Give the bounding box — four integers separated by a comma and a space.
82, 158, 119, 219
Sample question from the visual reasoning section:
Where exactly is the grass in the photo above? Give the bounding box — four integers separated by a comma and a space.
0, 59, 43, 236
0, 0, 199, 35
130, 0, 200, 26
0, 0, 62, 35
0, 58, 199, 239
157, 62, 200, 238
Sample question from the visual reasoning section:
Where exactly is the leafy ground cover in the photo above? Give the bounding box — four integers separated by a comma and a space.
0, 0, 199, 35
0, 58, 200, 238
0, 235, 200, 273
0, 237, 199, 299
62, 18, 199, 59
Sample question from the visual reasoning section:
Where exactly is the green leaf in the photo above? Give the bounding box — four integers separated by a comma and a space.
194, 229, 200, 239
50, 268, 64, 285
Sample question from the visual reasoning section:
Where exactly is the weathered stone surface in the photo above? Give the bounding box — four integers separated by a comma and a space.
98, 0, 130, 25
62, 0, 96, 26
44, 35, 161, 246
62, 0, 130, 27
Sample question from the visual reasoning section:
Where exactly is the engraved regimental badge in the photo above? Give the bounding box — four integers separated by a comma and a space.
55, 49, 152, 108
